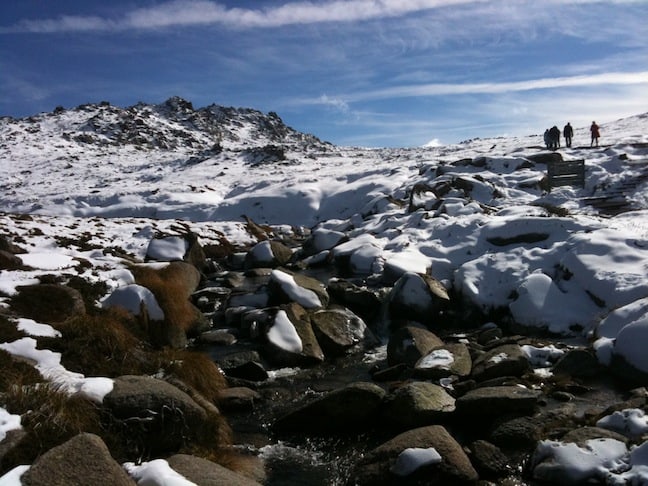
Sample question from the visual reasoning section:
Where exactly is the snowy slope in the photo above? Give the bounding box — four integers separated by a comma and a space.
3, 100, 648, 484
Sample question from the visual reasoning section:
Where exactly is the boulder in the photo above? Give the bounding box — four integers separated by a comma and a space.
301, 228, 347, 257
351, 425, 478, 485
0, 429, 27, 466
263, 303, 324, 366
326, 278, 382, 322
552, 349, 601, 378
414, 342, 472, 379
145, 234, 206, 270
268, 268, 329, 309
218, 350, 269, 382
0, 250, 23, 270
381, 381, 456, 429
274, 382, 386, 434
166, 454, 263, 486
245, 240, 293, 269
20, 433, 134, 486
388, 272, 449, 324
469, 439, 513, 479
560, 426, 629, 444
10, 284, 86, 324
456, 386, 540, 417
471, 344, 530, 382
489, 416, 542, 449
311, 308, 377, 356
525, 152, 563, 165
387, 325, 444, 367
215, 387, 261, 411
103, 375, 210, 455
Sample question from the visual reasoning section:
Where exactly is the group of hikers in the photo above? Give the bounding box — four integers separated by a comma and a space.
544, 121, 600, 150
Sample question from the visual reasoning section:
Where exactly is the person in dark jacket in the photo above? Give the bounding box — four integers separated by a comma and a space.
563, 122, 573, 148
590, 121, 600, 147
549, 126, 561, 150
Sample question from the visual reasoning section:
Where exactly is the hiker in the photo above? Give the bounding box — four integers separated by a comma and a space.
590, 121, 600, 147
563, 122, 573, 148
544, 129, 551, 149
549, 126, 561, 150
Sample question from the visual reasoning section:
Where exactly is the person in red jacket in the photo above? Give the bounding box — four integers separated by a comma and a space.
590, 121, 600, 147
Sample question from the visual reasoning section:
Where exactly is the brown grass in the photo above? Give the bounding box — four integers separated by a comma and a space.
0, 349, 43, 392
45, 308, 151, 378
154, 349, 228, 403
0, 383, 101, 474
0, 314, 28, 344
130, 264, 200, 334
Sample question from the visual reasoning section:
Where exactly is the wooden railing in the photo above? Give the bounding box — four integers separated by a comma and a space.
547, 159, 585, 191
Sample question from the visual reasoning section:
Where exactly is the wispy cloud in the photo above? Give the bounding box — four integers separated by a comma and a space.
0, 0, 481, 33
2, 0, 641, 34
316, 71, 648, 104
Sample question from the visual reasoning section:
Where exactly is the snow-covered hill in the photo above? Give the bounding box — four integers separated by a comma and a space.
2, 98, 647, 226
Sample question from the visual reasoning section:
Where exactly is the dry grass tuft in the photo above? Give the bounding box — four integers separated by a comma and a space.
47, 308, 150, 377
130, 264, 201, 335
0, 349, 43, 392
1, 383, 101, 473
155, 349, 228, 404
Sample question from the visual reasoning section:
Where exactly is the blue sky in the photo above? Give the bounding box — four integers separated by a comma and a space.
1, 0, 647, 147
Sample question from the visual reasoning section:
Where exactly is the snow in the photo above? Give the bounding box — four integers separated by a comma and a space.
123, 459, 196, 486
597, 409, 648, 438
521, 344, 565, 368
390, 447, 442, 476
0, 407, 21, 442
101, 284, 165, 320
417, 349, 455, 369
16, 318, 62, 338
532, 438, 648, 485
2, 104, 648, 478
267, 310, 303, 353
146, 236, 188, 261
270, 269, 322, 308
0, 337, 114, 403
0, 465, 30, 486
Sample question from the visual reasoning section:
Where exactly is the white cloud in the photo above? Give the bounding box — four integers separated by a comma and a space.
0, 0, 483, 33
317, 95, 350, 113
342, 72, 648, 102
